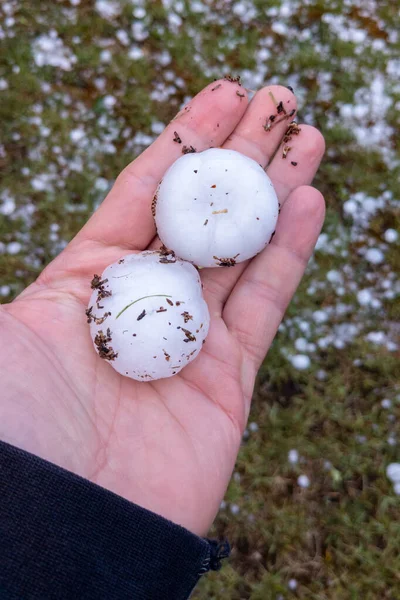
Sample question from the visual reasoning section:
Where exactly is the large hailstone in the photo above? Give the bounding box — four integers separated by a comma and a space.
154, 148, 279, 268
86, 251, 210, 381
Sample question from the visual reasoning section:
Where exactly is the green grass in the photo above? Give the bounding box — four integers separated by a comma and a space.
1, 1, 399, 597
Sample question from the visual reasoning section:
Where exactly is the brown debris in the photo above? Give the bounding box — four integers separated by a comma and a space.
166, 298, 174, 306
159, 244, 176, 264
151, 190, 158, 218
91, 274, 107, 290
182, 145, 196, 154
291, 161, 298, 166
156, 307, 167, 313
159, 244, 173, 256
94, 329, 118, 361
204, 219, 208, 226
269, 230, 276, 244
137, 309, 146, 321
236, 91, 245, 99
181, 311, 193, 323
213, 253, 240, 267
283, 122, 301, 144
277, 101, 286, 114
118, 258, 125, 264
212, 208, 228, 214
91, 274, 112, 309
163, 349, 171, 362
282, 145, 292, 159
173, 131, 182, 144
263, 98, 296, 133
224, 74, 242, 85
92, 311, 112, 325
181, 327, 196, 343
211, 83, 222, 91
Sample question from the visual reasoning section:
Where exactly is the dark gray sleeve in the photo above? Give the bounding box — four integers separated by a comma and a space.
0, 441, 230, 600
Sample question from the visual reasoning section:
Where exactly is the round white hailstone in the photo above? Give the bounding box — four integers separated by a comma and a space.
230, 503, 240, 515
288, 449, 299, 464
288, 579, 298, 590
297, 474, 310, 488
365, 247, 384, 264
87, 251, 210, 381
386, 463, 400, 483
383, 228, 398, 243
381, 399, 392, 409
154, 148, 279, 268
290, 354, 311, 370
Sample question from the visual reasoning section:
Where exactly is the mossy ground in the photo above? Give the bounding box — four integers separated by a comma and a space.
1, 1, 399, 598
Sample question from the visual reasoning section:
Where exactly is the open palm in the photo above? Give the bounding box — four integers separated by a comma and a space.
0, 81, 325, 536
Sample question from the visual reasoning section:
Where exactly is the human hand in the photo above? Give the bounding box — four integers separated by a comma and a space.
0, 80, 325, 536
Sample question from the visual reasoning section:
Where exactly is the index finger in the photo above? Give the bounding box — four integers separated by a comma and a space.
73, 79, 249, 252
